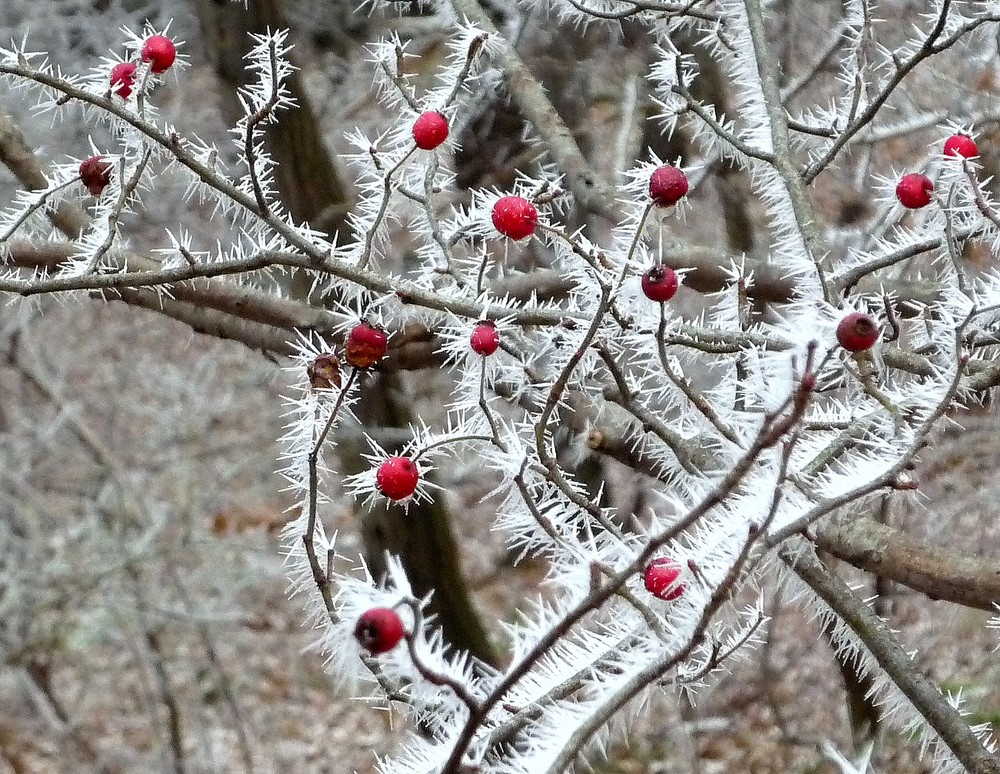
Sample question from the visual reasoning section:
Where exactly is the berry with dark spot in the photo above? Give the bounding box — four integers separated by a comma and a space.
837, 312, 879, 352
895, 173, 933, 209
307, 352, 342, 390
79, 156, 112, 196
345, 322, 388, 369
354, 607, 405, 654
641, 265, 679, 302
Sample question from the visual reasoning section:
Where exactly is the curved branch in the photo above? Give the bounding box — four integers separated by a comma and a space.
448, 0, 619, 221
815, 515, 1000, 612
784, 540, 1000, 774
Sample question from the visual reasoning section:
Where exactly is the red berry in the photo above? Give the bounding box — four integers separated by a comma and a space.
491, 196, 538, 240
470, 320, 499, 356
344, 322, 388, 369
141, 35, 177, 74
836, 312, 879, 352
376, 456, 420, 501
354, 607, 405, 654
643, 557, 685, 601
110, 62, 137, 99
895, 173, 933, 209
649, 165, 689, 207
412, 111, 449, 151
641, 265, 679, 302
79, 156, 112, 196
943, 134, 977, 159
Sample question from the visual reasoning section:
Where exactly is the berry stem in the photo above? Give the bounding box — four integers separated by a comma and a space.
743, 0, 831, 304
243, 37, 284, 215
303, 368, 359, 594
379, 53, 420, 112
962, 158, 1000, 232
624, 202, 654, 268
134, 61, 153, 120
448, 0, 618, 221
358, 146, 418, 270
83, 147, 151, 275
0, 176, 78, 243
412, 433, 496, 461
443, 33, 488, 108
397, 597, 482, 715
655, 304, 741, 446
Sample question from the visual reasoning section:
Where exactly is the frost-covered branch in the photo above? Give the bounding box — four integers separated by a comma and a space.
5, 3, 1000, 772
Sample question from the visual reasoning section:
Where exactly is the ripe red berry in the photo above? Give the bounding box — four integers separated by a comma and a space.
344, 322, 388, 369
141, 35, 177, 74
376, 456, 420, 501
644, 557, 685, 601
491, 196, 538, 240
895, 173, 934, 209
470, 320, 500, 356
836, 312, 879, 352
649, 164, 689, 207
110, 62, 137, 99
412, 111, 449, 150
79, 156, 112, 196
354, 607, 405, 654
641, 265, 679, 302
943, 134, 977, 159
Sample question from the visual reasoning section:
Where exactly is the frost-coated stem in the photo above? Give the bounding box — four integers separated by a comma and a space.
442, 360, 817, 773
448, 0, 619, 221
742, 0, 829, 302
784, 540, 1000, 774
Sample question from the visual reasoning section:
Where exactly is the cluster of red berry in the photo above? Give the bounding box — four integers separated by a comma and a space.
78, 35, 179, 198
352, 557, 688, 657
347, 126, 978, 655
837, 135, 978, 352
312, 316, 503, 508
895, 133, 977, 209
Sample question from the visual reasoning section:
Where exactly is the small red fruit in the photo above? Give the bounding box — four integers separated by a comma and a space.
412, 111, 449, 150
79, 156, 112, 196
470, 320, 499, 356
354, 607, 405, 654
649, 164, 689, 207
895, 173, 933, 209
492, 196, 538, 240
644, 557, 685, 601
943, 134, 977, 159
376, 456, 420, 501
110, 62, 137, 99
344, 322, 388, 369
641, 265, 679, 302
141, 35, 177, 74
837, 312, 879, 352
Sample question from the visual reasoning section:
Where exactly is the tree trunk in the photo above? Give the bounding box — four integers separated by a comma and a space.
188, 0, 352, 235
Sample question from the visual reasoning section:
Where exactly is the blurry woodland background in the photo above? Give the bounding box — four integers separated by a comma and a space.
3, 1, 1000, 772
